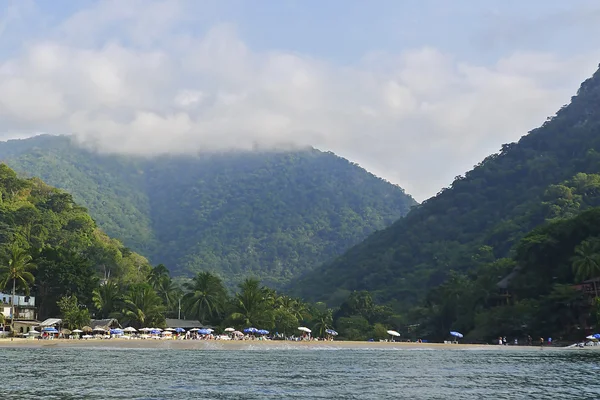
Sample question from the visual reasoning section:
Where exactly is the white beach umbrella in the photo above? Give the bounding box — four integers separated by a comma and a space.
92, 327, 106, 332
164, 328, 175, 331
298, 327, 311, 333
224, 327, 235, 332
189, 328, 199, 331
72, 329, 83, 333
140, 327, 152, 332
387, 330, 401, 337
123, 327, 137, 332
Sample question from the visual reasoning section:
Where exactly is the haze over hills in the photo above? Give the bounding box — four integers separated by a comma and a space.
0, 135, 417, 288
289, 64, 600, 307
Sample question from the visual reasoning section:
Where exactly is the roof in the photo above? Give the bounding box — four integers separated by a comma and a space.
91, 319, 121, 330
497, 266, 523, 289
14, 320, 40, 326
39, 318, 62, 326
165, 318, 204, 328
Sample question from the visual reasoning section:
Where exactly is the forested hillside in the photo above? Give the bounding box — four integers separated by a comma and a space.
0, 137, 416, 288
290, 64, 600, 307
0, 164, 152, 319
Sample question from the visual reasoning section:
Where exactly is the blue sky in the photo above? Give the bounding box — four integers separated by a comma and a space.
1, 0, 600, 200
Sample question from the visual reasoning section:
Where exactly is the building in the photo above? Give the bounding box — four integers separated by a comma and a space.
0, 292, 37, 320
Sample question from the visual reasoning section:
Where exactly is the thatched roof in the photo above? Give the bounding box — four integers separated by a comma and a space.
90, 318, 121, 330
497, 265, 523, 289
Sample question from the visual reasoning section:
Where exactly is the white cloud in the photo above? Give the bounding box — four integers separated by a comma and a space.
0, 1, 599, 201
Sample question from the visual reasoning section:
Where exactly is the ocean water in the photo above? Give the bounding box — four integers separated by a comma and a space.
1, 345, 599, 399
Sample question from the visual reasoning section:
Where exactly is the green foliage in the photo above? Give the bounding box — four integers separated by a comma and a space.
57, 295, 91, 330
0, 136, 416, 288
182, 271, 228, 325
291, 66, 600, 307
0, 163, 152, 320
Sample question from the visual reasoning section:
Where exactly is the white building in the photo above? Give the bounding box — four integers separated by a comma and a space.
0, 292, 36, 320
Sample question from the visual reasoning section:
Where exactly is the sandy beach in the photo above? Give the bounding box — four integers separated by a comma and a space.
0, 338, 576, 350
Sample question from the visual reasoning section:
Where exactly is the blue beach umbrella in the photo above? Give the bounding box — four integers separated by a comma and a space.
110, 328, 123, 335
243, 327, 258, 334
197, 328, 211, 335
257, 329, 269, 335
450, 331, 463, 338
150, 329, 161, 335
42, 327, 58, 333
175, 327, 185, 333
326, 329, 338, 336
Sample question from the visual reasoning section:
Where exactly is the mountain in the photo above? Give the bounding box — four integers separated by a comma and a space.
289, 64, 600, 307
0, 163, 152, 318
0, 135, 417, 288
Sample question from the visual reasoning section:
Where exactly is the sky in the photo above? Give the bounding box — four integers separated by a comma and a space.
1, 0, 600, 201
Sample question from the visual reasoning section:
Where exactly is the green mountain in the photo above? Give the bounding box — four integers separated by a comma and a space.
0, 163, 152, 318
0, 136, 416, 288
290, 64, 600, 307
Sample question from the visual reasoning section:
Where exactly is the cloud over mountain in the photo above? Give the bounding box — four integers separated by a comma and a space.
0, 0, 598, 200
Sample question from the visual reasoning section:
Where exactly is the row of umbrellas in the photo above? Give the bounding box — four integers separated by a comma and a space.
37, 325, 343, 337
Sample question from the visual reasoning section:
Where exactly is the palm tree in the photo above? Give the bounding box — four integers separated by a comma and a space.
0, 245, 36, 334
311, 308, 333, 338
92, 281, 122, 319
230, 278, 274, 329
121, 284, 166, 328
154, 276, 179, 313
182, 272, 227, 324
148, 264, 170, 288
572, 239, 600, 296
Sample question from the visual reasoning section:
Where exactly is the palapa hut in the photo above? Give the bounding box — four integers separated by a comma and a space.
90, 318, 121, 331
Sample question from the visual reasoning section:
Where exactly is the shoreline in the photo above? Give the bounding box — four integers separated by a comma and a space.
0, 338, 580, 350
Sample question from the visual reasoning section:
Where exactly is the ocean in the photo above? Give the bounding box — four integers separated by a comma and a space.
1, 345, 599, 399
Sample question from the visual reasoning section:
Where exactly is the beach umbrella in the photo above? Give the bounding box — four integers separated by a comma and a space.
140, 327, 152, 332
82, 326, 93, 332
175, 327, 185, 333
93, 327, 106, 332
72, 329, 83, 333
326, 329, 338, 336
586, 335, 597, 341
244, 327, 258, 334
61, 328, 72, 335
123, 327, 137, 332
224, 327, 235, 332
450, 331, 464, 339
387, 330, 401, 337
233, 331, 243, 336
257, 329, 269, 335
150, 329, 161, 335
189, 328, 199, 332
42, 327, 58, 333
110, 328, 124, 335
298, 327, 311, 333
164, 328, 175, 331
593, 333, 600, 340
198, 328, 211, 335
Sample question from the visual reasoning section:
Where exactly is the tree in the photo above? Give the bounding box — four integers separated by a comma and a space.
0, 245, 36, 334
182, 272, 227, 324
92, 281, 122, 319
121, 284, 166, 328
311, 308, 333, 338
230, 278, 274, 329
572, 239, 600, 296
34, 247, 98, 320
57, 295, 91, 330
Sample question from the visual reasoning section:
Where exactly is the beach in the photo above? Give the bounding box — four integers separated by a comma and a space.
0, 338, 574, 350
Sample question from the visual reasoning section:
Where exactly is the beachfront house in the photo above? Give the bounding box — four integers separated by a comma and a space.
0, 292, 37, 320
